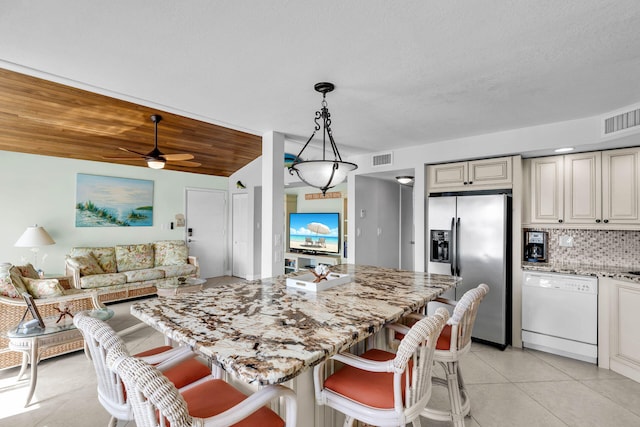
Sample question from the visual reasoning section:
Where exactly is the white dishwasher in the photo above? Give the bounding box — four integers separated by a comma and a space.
522, 271, 598, 364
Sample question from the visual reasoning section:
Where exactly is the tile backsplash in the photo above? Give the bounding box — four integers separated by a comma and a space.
525, 228, 640, 269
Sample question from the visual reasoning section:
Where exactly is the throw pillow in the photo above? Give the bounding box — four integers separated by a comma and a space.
154, 240, 188, 266
67, 254, 105, 276
0, 276, 21, 298
23, 277, 65, 299
71, 247, 117, 273
15, 263, 40, 279
9, 266, 28, 294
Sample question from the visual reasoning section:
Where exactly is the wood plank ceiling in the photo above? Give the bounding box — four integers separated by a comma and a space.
0, 68, 262, 176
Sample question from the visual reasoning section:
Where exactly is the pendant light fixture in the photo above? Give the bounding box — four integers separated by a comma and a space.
288, 82, 357, 195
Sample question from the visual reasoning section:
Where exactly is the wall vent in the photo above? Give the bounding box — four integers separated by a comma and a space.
602, 104, 640, 137
371, 152, 393, 167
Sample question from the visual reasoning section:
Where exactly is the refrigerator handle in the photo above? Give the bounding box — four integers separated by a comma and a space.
450, 217, 455, 276
456, 217, 461, 276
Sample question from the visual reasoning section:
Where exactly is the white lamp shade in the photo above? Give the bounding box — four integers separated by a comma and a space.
15, 225, 56, 247
294, 160, 357, 190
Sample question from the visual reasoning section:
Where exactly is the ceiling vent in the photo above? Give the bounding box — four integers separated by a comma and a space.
602, 104, 640, 137
371, 152, 393, 167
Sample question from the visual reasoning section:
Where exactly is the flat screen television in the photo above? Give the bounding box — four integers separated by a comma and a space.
289, 212, 340, 255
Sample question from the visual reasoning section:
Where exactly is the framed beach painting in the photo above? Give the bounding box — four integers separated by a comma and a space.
75, 174, 154, 227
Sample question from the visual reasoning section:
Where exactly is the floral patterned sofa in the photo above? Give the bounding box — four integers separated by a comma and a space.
0, 264, 102, 370
65, 240, 199, 303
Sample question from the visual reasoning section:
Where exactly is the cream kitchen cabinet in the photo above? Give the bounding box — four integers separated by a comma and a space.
599, 277, 640, 383
529, 155, 564, 223
428, 156, 512, 192
528, 147, 640, 227
601, 148, 640, 224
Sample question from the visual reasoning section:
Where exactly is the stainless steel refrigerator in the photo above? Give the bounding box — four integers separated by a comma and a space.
428, 194, 511, 348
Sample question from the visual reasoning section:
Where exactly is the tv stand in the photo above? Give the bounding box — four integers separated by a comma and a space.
284, 252, 341, 274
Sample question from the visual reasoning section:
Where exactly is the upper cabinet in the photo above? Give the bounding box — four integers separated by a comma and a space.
428, 156, 512, 193
526, 147, 640, 227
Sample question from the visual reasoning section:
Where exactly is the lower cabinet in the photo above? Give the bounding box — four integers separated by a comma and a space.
599, 277, 640, 382
284, 252, 341, 273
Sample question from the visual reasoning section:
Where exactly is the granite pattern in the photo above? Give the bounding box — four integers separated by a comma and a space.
130, 264, 459, 385
522, 262, 640, 283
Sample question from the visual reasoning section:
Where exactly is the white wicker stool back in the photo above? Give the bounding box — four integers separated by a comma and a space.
74, 313, 135, 426
107, 346, 298, 427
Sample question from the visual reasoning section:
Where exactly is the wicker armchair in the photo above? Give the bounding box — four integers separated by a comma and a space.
73, 313, 213, 427
107, 341, 298, 427
389, 283, 490, 427
313, 308, 449, 427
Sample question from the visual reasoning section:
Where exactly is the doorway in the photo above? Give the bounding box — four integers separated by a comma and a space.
185, 188, 226, 278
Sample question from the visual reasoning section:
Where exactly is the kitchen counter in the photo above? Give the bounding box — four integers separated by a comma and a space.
522, 262, 640, 283
130, 264, 460, 385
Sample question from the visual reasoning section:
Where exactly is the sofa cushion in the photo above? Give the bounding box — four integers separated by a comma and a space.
72, 247, 117, 273
154, 240, 188, 267
123, 268, 165, 283
79, 273, 127, 289
23, 277, 65, 299
156, 264, 197, 278
67, 254, 105, 276
115, 244, 154, 272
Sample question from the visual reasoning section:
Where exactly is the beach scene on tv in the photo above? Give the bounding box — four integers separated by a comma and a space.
289, 212, 340, 254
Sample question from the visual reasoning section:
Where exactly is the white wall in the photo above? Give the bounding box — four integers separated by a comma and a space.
0, 151, 227, 274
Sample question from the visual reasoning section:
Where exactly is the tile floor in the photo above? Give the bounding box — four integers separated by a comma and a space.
1, 277, 640, 427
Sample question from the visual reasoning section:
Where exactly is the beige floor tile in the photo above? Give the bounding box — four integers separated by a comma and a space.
527, 348, 624, 381
457, 351, 510, 385
581, 378, 640, 418
466, 383, 566, 427
474, 346, 573, 383
517, 380, 640, 426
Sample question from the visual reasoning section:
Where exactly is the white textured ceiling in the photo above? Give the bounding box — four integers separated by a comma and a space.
1, 1, 639, 156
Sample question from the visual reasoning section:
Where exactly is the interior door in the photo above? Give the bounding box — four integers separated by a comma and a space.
185, 188, 226, 278
232, 193, 249, 278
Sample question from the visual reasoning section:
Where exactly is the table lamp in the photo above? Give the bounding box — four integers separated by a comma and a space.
14, 224, 56, 270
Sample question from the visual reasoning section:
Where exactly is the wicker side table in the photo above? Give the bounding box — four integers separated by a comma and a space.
5, 308, 113, 406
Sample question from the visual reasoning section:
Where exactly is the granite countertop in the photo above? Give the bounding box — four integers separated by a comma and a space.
522, 262, 640, 283
130, 264, 460, 385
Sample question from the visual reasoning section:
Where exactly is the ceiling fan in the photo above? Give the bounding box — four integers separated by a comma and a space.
103, 114, 201, 169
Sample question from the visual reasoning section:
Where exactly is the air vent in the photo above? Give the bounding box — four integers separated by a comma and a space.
372, 152, 393, 167
603, 105, 640, 136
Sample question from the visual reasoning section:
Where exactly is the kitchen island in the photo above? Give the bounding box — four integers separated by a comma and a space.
130, 264, 460, 426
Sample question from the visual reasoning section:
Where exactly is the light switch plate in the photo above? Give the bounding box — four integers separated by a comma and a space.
559, 235, 574, 247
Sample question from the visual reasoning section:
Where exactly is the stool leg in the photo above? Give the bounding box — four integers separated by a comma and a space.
446, 361, 465, 427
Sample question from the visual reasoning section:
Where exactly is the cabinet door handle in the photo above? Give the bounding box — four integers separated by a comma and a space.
595, 219, 601, 223
604, 219, 609, 223
468, 181, 473, 185
558, 219, 563, 223
463, 182, 468, 185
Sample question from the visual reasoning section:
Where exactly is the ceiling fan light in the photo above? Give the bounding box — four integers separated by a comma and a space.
147, 159, 165, 169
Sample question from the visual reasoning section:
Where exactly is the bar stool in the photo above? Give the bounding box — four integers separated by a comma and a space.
313, 308, 449, 427
389, 283, 489, 427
